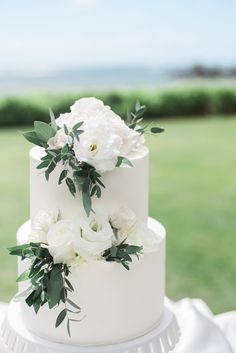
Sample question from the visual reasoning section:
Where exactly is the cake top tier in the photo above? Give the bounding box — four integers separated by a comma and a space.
24, 97, 164, 216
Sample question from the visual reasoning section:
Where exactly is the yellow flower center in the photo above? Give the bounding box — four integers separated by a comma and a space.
90, 143, 97, 152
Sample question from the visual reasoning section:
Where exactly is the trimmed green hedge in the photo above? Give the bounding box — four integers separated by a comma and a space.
0, 87, 236, 126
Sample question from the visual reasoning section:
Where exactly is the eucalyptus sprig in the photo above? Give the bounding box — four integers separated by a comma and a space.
126, 100, 165, 135
8, 243, 81, 337
103, 241, 143, 270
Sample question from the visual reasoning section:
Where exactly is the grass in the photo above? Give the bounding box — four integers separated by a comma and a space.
0, 117, 236, 313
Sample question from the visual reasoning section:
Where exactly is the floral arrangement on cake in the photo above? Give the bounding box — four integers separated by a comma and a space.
9, 97, 164, 336
21, 97, 164, 215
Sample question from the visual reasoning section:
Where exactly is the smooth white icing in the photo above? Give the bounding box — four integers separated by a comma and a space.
30, 146, 149, 223
17, 218, 165, 346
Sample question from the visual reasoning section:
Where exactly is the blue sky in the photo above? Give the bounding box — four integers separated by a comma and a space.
0, 0, 235, 74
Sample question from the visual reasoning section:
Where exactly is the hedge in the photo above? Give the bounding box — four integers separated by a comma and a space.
0, 87, 236, 127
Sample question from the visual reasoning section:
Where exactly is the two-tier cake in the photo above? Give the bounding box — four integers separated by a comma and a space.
3, 97, 179, 352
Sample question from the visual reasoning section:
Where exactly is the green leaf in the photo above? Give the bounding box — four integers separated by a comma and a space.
66, 178, 76, 196
125, 245, 143, 254
95, 177, 105, 188
129, 122, 137, 130
65, 278, 74, 292
37, 159, 51, 169
61, 144, 70, 154
82, 190, 92, 217
91, 185, 101, 198
64, 124, 69, 135
150, 126, 165, 133
67, 319, 71, 337
67, 298, 81, 311
16, 269, 31, 282
116, 156, 133, 168
47, 266, 64, 309
22, 131, 47, 147
126, 110, 132, 124
49, 108, 58, 132
72, 121, 83, 131
34, 121, 55, 142
45, 160, 57, 180
121, 262, 130, 270
135, 100, 141, 111
73, 130, 84, 142
8, 243, 32, 256
55, 309, 67, 328
14, 286, 34, 301
135, 106, 146, 119
58, 170, 68, 185
118, 250, 132, 262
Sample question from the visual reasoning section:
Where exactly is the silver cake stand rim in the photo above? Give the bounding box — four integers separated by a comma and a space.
0, 301, 180, 353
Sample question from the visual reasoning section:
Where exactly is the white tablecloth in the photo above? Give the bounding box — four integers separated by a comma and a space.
0, 299, 236, 353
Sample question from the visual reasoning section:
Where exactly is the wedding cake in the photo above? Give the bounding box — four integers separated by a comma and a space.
8, 97, 168, 347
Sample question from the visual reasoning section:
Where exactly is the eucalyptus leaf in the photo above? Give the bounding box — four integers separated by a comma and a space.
56, 309, 67, 328
49, 108, 58, 132
58, 170, 68, 185
67, 298, 81, 311
34, 121, 55, 142
150, 126, 165, 133
22, 131, 47, 147
16, 269, 31, 282
116, 156, 133, 168
135, 100, 141, 111
82, 190, 92, 216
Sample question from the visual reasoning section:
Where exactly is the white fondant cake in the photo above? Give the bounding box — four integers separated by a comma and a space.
17, 218, 165, 345
12, 97, 167, 347
30, 145, 149, 222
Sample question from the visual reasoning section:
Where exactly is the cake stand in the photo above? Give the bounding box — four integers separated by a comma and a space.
0, 301, 180, 353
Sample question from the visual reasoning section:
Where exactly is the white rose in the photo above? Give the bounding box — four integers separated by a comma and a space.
110, 206, 137, 243
72, 210, 114, 261
29, 210, 58, 243
73, 116, 122, 173
127, 222, 160, 253
47, 220, 76, 264
47, 129, 68, 150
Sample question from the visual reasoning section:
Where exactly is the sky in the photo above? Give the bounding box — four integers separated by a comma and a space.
0, 0, 235, 75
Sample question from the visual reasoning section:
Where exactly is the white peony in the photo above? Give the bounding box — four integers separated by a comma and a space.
127, 222, 160, 253
29, 210, 58, 243
110, 206, 138, 243
47, 129, 68, 150
47, 220, 76, 265
72, 210, 114, 261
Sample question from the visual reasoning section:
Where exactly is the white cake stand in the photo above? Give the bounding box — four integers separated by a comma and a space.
0, 301, 180, 353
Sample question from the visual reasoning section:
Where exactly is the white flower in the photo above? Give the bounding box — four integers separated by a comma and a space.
72, 210, 114, 261
47, 129, 68, 150
53, 97, 144, 172
55, 112, 72, 129
47, 220, 76, 265
29, 210, 58, 243
73, 116, 122, 173
110, 206, 138, 243
71, 97, 108, 115
127, 222, 160, 253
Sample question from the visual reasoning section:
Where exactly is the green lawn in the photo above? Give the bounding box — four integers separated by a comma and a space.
0, 117, 236, 313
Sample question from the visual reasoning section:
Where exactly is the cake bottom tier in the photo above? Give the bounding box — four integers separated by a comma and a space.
16, 218, 166, 346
